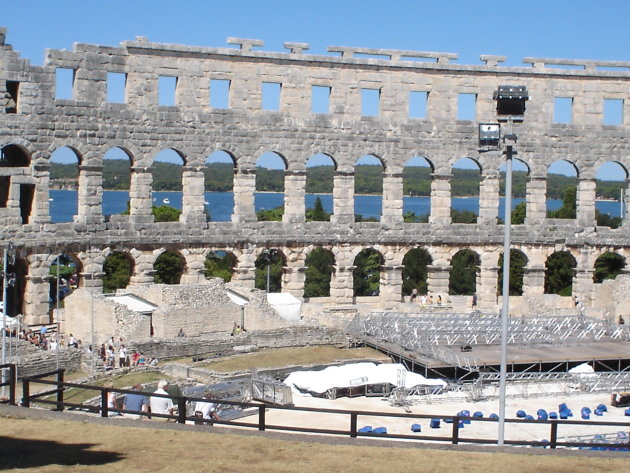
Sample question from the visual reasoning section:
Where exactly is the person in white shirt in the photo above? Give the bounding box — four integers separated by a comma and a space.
118, 344, 128, 368
194, 394, 220, 424
149, 380, 174, 421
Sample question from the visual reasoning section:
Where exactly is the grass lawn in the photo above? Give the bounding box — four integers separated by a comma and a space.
0, 415, 627, 473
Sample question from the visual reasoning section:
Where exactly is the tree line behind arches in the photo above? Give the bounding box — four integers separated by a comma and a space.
98, 247, 627, 300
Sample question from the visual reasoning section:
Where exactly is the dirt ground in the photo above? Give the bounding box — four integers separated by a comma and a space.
0, 410, 628, 473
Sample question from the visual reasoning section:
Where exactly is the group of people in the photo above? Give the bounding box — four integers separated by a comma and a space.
95, 336, 156, 370
107, 379, 220, 423
409, 290, 443, 307
3, 326, 83, 352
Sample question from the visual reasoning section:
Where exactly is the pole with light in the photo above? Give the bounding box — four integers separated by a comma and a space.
1, 242, 14, 397
480, 85, 528, 446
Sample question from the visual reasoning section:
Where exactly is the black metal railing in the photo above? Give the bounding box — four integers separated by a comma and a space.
0, 363, 16, 405
18, 370, 630, 451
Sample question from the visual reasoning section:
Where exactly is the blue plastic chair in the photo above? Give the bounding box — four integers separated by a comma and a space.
537, 409, 548, 421
473, 411, 483, 418
548, 411, 558, 419
516, 409, 527, 418
373, 427, 387, 435
358, 426, 373, 433
596, 403, 607, 413
594, 408, 603, 416
624, 408, 630, 416
581, 407, 591, 420
411, 423, 422, 432
489, 413, 499, 420
525, 415, 534, 421
430, 418, 441, 429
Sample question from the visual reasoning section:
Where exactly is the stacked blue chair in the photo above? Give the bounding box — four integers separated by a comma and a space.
458, 420, 465, 428
525, 415, 535, 421
411, 423, 422, 432
460, 410, 471, 424
548, 411, 558, 419
594, 408, 604, 416
581, 407, 591, 420
559, 403, 572, 419
516, 409, 527, 418
596, 403, 608, 413
358, 426, 373, 433
373, 427, 387, 435
536, 409, 548, 421
443, 417, 453, 424
430, 418, 441, 429
473, 411, 483, 419
624, 408, 630, 416
489, 413, 499, 420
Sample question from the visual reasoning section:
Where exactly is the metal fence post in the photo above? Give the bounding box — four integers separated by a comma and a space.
258, 405, 266, 431
350, 412, 358, 438
452, 416, 460, 444
101, 388, 108, 417
549, 421, 558, 449
55, 370, 65, 411
21, 377, 30, 408
9, 364, 16, 405
177, 397, 186, 424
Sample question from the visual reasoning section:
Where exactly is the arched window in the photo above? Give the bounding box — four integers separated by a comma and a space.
451, 157, 480, 224
103, 147, 132, 217
546, 160, 578, 219
103, 251, 134, 293
255, 152, 286, 221
354, 155, 384, 222
154, 250, 185, 284
353, 248, 383, 296
305, 154, 334, 221
593, 252, 625, 283
403, 156, 432, 223
499, 158, 529, 224
49, 146, 80, 223
204, 150, 235, 222
402, 248, 432, 295
304, 248, 334, 297
204, 250, 235, 282
255, 249, 284, 292
151, 149, 184, 221
544, 251, 577, 295
449, 249, 480, 295
497, 249, 528, 296
595, 162, 627, 228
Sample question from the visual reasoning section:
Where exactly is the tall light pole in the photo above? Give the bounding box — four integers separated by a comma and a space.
481, 86, 528, 446
1, 242, 14, 397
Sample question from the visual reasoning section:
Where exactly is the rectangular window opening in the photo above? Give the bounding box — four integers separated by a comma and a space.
311, 85, 330, 114
5, 81, 19, 113
409, 91, 428, 118
457, 93, 476, 120
106, 72, 126, 103
262, 82, 281, 111
210, 79, 231, 109
361, 88, 380, 117
19, 183, 34, 224
604, 98, 623, 125
0, 176, 9, 207
55, 68, 75, 100
158, 76, 177, 106
554, 97, 573, 123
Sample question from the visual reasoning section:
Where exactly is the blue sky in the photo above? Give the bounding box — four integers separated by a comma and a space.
3, 0, 628, 179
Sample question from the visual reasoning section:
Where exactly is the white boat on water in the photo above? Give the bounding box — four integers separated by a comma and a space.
163, 198, 170, 204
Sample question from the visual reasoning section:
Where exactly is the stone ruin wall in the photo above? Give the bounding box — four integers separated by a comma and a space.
2, 27, 630, 323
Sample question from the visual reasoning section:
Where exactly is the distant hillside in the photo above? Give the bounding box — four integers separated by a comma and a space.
48, 161, 626, 198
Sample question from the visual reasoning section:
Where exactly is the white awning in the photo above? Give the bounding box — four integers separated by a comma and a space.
108, 294, 157, 314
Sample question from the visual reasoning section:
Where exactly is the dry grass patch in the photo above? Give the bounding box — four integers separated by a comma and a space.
0, 416, 627, 473
197, 346, 390, 372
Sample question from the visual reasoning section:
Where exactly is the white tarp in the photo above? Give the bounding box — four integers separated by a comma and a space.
108, 294, 157, 314
0, 314, 19, 329
283, 362, 447, 394
266, 293, 302, 321
569, 362, 595, 374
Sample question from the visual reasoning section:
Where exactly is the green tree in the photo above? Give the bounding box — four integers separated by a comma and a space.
153, 205, 182, 222
403, 212, 429, 223
103, 252, 132, 293
154, 250, 184, 284
255, 250, 283, 292
304, 248, 334, 297
353, 249, 382, 296
451, 209, 477, 224
402, 248, 432, 295
257, 205, 284, 221
547, 186, 576, 219
595, 210, 621, 229
204, 252, 234, 282
544, 251, 576, 296
354, 214, 379, 222
449, 249, 480, 295
497, 250, 527, 296
512, 201, 526, 224
593, 252, 625, 283
306, 197, 330, 222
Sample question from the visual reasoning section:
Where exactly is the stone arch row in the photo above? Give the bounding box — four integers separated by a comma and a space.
5, 243, 627, 325
3, 141, 630, 226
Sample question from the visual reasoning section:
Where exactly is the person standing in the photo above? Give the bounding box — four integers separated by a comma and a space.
149, 380, 174, 421
118, 344, 128, 368
123, 384, 148, 419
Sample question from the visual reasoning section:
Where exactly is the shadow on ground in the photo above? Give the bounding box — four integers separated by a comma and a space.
0, 436, 124, 469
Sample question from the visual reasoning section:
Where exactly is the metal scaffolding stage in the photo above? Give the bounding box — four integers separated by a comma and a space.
347, 312, 630, 382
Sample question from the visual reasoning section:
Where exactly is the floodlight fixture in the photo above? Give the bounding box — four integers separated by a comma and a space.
493, 85, 528, 120
479, 123, 500, 147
